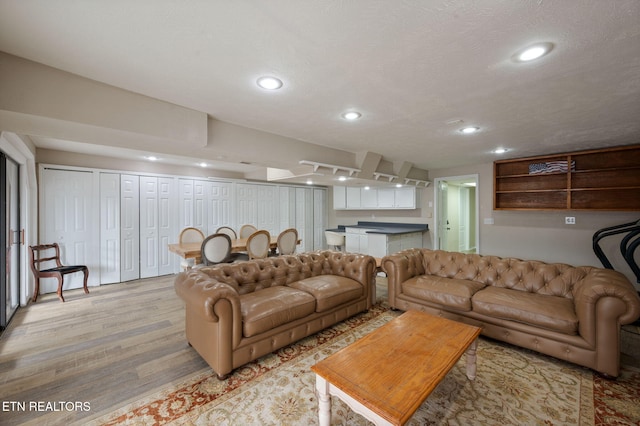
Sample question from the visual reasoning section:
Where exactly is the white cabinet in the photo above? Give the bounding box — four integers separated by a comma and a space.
346, 187, 362, 209
333, 186, 346, 209
367, 231, 424, 257
334, 186, 416, 210
345, 227, 373, 254
361, 187, 378, 208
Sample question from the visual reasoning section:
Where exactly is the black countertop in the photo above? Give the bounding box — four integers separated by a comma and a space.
326, 221, 428, 235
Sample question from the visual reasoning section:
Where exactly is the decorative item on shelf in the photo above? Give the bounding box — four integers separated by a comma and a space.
528, 160, 576, 174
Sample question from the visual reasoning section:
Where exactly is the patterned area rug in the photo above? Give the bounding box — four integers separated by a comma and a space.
92, 304, 640, 425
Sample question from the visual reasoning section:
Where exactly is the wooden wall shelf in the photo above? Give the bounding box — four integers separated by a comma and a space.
494, 144, 640, 211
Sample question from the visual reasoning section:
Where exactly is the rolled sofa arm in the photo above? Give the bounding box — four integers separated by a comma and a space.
382, 248, 426, 308
573, 268, 640, 323
174, 269, 241, 323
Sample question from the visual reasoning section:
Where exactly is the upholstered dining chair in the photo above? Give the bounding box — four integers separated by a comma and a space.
277, 228, 298, 255
179, 227, 205, 269
239, 224, 258, 239
246, 230, 271, 260
201, 233, 234, 265
216, 226, 237, 240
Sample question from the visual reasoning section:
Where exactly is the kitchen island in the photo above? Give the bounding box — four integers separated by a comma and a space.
327, 222, 428, 257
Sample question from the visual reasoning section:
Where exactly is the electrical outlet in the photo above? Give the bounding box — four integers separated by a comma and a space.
565, 217, 576, 225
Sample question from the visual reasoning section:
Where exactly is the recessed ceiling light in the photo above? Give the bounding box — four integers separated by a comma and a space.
338, 176, 347, 181
460, 126, 480, 134
306, 179, 313, 185
513, 42, 554, 62
395, 184, 402, 188
493, 147, 508, 154
146, 156, 158, 161
199, 162, 208, 167
256, 76, 283, 90
342, 111, 362, 120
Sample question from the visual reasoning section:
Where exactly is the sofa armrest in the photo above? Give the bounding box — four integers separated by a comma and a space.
174, 270, 242, 324
572, 267, 640, 345
382, 249, 425, 308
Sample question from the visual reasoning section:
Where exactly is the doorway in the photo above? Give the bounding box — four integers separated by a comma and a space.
1, 152, 21, 329
434, 175, 479, 253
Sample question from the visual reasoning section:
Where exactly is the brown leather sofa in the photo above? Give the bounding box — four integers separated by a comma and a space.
175, 250, 376, 379
382, 248, 640, 377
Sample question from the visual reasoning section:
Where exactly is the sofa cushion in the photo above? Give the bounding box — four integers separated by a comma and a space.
402, 276, 486, 311
240, 286, 316, 337
472, 287, 578, 335
287, 275, 362, 312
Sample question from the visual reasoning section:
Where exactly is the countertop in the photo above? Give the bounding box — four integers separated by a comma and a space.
326, 221, 428, 235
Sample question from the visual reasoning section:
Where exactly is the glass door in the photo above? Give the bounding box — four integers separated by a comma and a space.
1, 152, 20, 329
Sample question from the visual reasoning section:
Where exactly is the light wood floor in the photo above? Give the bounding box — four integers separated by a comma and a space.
0, 275, 210, 425
0, 275, 389, 425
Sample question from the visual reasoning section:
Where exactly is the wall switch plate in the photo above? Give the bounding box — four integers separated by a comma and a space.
565, 217, 576, 225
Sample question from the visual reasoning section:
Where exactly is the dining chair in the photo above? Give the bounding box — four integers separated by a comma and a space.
277, 228, 298, 255
246, 230, 271, 259
239, 224, 258, 239
179, 227, 205, 269
201, 233, 234, 265
216, 226, 237, 240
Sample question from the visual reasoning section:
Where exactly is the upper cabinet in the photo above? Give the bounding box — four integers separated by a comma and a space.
334, 186, 416, 210
494, 144, 640, 211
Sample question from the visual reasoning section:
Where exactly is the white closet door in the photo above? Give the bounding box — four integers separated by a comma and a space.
41, 168, 96, 291
99, 173, 121, 284
193, 180, 207, 233
121, 174, 140, 281
158, 177, 177, 275
236, 184, 257, 229
313, 188, 326, 250
257, 184, 278, 235
207, 181, 233, 234
279, 186, 296, 231
295, 187, 314, 252
179, 179, 194, 229
139, 176, 158, 278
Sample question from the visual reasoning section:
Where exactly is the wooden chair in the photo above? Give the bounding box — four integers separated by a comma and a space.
277, 228, 298, 255
179, 227, 205, 269
239, 224, 258, 239
29, 243, 89, 302
201, 233, 235, 265
246, 230, 271, 259
215, 226, 237, 240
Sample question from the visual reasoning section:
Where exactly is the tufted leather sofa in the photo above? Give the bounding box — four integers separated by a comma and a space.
383, 248, 640, 377
175, 250, 376, 379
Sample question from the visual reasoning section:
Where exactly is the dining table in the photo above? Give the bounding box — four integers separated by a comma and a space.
168, 236, 298, 266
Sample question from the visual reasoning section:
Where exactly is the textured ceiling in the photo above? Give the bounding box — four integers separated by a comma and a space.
1, 1, 639, 179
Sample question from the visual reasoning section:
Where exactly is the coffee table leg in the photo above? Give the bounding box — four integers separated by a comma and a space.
465, 339, 478, 380
315, 375, 331, 426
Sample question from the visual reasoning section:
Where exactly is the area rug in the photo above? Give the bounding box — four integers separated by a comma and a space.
93, 304, 640, 425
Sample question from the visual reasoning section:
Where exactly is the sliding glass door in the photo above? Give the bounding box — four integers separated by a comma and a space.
1, 151, 20, 329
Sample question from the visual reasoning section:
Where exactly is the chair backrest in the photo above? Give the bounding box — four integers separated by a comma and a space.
239, 224, 258, 239
216, 226, 237, 240
29, 243, 63, 274
246, 230, 271, 259
325, 231, 345, 246
201, 234, 232, 265
179, 227, 205, 244
277, 228, 298, 255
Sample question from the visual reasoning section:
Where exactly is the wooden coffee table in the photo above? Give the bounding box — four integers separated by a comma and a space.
311, 310, 481, 426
